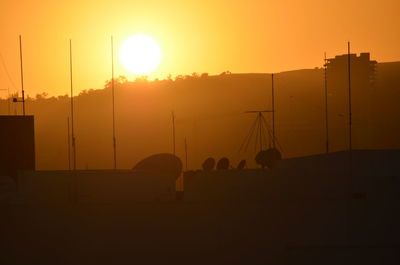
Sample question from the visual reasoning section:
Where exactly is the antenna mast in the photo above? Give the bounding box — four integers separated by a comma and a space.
69, 39, 77, 170
67, 117, 71, 170
111, 36, 117, 169
324, 52, 329, 153
172, 111, 176, 155
19, 35, 25, 115
184, 137, 188, 171
347, 42, 352, 153
271, 73, 276, 148
240, 110, 273, 153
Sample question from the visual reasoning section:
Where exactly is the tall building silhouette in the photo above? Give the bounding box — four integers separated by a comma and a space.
326, 53, 377, 150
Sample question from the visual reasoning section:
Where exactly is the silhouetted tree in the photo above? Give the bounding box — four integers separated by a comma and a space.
35, 92, 48, 100
104, 75, 128, 89
135, 76, 148, 82
202, 157, 215, 171
175, 75, 184, 81
216, 157, 230, 170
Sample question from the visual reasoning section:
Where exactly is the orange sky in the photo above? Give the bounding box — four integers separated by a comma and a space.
0, 0, 399, 97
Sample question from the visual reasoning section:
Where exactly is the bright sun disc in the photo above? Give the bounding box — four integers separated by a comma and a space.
119, 34, 161, 75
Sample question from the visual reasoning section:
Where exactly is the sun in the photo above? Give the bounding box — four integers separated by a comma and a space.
119, 34, 161, 75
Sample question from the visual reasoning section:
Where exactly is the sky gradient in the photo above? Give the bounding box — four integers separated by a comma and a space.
0, 0, 399, 97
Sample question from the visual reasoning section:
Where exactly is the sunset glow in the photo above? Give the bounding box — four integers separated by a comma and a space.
119, 34, 161, 75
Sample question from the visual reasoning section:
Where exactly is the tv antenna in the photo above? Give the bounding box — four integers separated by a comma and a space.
13, 35, 26, 115
324, 52, 329, 153
239, 73, 280, 153
171, 111, 176, 155
69, 39, 77, 170
239, 110, 274, 153
111, 36, 117, 169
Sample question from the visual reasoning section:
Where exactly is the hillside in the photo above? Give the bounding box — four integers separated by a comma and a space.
0, 62, 399, 170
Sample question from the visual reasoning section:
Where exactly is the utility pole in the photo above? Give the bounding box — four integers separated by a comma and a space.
19, 35, 25, 116
67, 117, 71, 171
258, 112, 263, 151
271, 73, 276, 149
184, 137, 188, 171
69, 39, 76, 170
172, 111, 176, 155
347, 42, 352, 153
111, 36, 117, 169
13, 36, 26, 115
324, 52, 329, 153
7, 87, 10, 115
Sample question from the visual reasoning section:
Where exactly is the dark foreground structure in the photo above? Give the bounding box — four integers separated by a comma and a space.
0, 150, 399, 265
0, 116, 35, 179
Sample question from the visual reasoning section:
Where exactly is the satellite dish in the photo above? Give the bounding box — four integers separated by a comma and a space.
202, 157, 215, 171
237, 160, 246, 170
216, 157, 230, 170
255, 148, 282, 169
132, 153, 182, 179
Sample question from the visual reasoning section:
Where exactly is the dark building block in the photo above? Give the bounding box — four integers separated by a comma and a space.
0, 116, 35, 177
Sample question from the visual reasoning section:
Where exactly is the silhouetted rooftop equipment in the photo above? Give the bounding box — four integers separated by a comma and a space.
67, 117, 71, 171
237, 160, 246, 170
184, 137, 188, 171
12, 36, 26, 116
18, 35, 25, 115
240, 73, 281, 154
347, 42, 352, 156
255, 148, 282, 169
69, 39, 77, 170
202, 157, 215, 171
172, 111, 176, 155
324, 52, 329, 154
132, 153, 182, 179
111, 36, 117, 170
240, 111, 278, 153
216, 157, 230, 170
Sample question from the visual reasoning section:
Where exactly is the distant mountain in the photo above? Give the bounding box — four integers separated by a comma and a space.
1, 62, 399, 170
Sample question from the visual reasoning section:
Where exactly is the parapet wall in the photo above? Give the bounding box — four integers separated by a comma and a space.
17, 170, 176, 204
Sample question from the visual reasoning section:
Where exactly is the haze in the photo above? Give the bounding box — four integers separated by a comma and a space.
0, 0, 399, 97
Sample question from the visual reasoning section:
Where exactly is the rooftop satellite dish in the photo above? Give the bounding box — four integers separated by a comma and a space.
132, 153, 182, 179
255, 148, 281, 169
202, 157, 215, 171
237, 160, 246, 170
216, 157, 230, 170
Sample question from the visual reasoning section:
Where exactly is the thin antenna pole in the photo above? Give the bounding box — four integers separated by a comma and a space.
69, 39, 76, 170
184, 137, 188, 171
324, 52, 329, 153
254, 114, 261, 152
111, 36, 117, 169
271, 73, 276, 148
172, 111, 176, 155
67, 117, 71, 170
19, 35, 25, 116
258, 113, 263, 151
7, 87, 10, 115
347, 42, 352, 152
